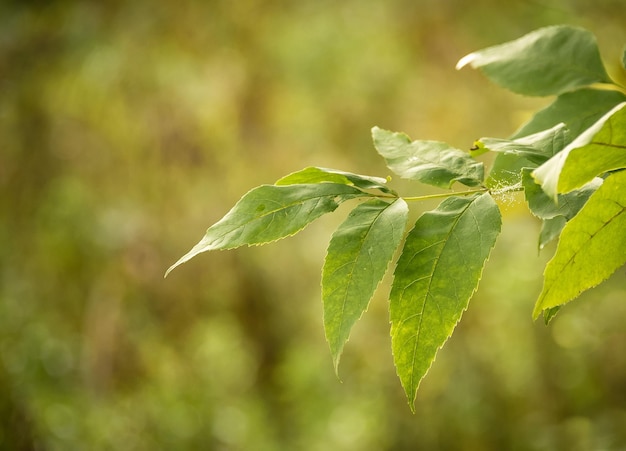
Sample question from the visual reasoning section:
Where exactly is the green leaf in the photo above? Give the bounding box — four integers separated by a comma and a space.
512, 88, 626, 139
539, 216, 567, 250
522, 168, 601, 250
476, 123, 570, 165
372, 127, 484, 188
622, 46, 626, 70
485, 116, 579, 190
533, 170, 626, 319
165, 183, 368, 276
557, 105, 626, 193
485, 154, 532, 189
543, 306, 561, 325
457, 25, 611, 96
323, 198, 409, 373
521, 168, 601, 220
276, 166, 395, 194
390, 193, 501, 410
533, 102, 626, 200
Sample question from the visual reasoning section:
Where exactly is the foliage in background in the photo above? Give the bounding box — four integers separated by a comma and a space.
2, 2, 626, 450
168, 25, 626, 410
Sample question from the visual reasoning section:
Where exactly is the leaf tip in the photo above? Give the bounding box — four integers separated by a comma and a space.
332, 356, 343, 381
456, 53, 475, 70
407, 395, 417, 414
164, 238, 213, 278
532, 300, 554, 321
164, 256, 187, 278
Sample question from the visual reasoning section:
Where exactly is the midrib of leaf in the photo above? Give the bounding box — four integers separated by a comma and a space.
591, 142, 626, 150
402, 204, 468, 393
332, 208, 383, 343
591, 116, 625, 149
221, 191, 360, 246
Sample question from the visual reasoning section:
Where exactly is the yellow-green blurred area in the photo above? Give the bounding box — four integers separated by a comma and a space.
2, 0, 626, 449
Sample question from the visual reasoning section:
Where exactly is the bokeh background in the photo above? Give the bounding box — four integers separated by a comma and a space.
2, 1, 626, 449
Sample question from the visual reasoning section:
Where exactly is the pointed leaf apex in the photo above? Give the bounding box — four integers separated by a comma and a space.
332, 354, 342, 379
455, 53, 475, 70
164, 263, 177, 278
164, 237, 214, 277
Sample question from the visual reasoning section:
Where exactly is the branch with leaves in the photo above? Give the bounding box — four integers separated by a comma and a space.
167, 25, 626, 411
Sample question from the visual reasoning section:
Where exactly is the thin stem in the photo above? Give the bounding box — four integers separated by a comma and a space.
375, 187, 489, 202
376, 184, 527, 203
402, 187, 488, 202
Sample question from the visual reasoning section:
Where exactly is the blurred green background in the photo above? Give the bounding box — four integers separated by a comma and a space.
1, 1, 626, 449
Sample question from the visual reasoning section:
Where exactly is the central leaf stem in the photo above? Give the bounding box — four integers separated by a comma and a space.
401, 188, 488, 202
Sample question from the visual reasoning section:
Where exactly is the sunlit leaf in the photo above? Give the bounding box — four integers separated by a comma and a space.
533, 170, 626, 318
557, 106, 626, 193
323, 198, 409, 373
276, 166, 395, 194
457, 25, 611, 96
372, 127, 484, 188
533, 102, 626, 200
390, 193, 501, 410
166, 184, 368, 276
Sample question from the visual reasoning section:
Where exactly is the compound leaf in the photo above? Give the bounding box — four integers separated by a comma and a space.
323, 198, 409, 373
276, 166, 395, 194
372, 127, 484, 188
166, 183, 368, 276
457, 25, 611, 96
533, 170, 626, 318
390, 193, 501, 410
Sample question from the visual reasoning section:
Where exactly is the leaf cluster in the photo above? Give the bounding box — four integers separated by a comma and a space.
167, 25, 626, 410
